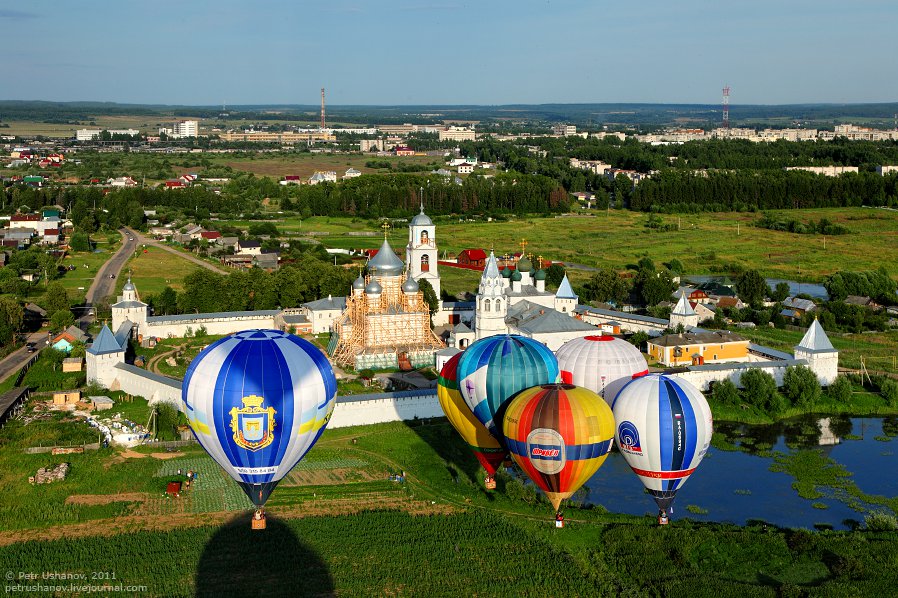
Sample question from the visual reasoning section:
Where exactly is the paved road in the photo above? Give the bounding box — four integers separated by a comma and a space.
128, 227, 228, 275
0, 229, 137, 384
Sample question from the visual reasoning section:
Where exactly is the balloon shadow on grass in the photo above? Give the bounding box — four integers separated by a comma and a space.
403, 417, 497, 500
195, 514, 333, 598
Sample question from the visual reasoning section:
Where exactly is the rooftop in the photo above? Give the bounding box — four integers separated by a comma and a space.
649, 330, 747, 348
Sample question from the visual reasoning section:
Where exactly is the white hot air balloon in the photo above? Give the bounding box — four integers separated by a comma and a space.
612, 374, 713, 520
556, 335, 648, 405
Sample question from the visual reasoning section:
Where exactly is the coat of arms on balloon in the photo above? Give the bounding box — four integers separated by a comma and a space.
183, 329, 337, 529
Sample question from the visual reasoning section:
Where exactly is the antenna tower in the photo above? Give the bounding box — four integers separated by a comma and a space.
320, 88, 326, 130
722, 85, 730, 129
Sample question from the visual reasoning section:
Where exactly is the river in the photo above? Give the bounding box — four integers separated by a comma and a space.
684, 275, 829, 300
582, 416, 898, 530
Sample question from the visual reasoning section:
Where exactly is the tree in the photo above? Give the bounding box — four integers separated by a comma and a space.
69, 340, 87, 358
770, 281, 791, 303
0, 296, 24, 334
44, 282, 70, 316
584, 267, 630, 304
710, 379, 740, 406
628, 331, 649, 350
782, 365, 821, 408
736, 270, 767, 308
637, 269, 675, 307
827, 375, 852, 403
740, 368, 785, 413
49, 309, 75, 331
154, 286, 179, 316
418, 279, 439, 317
69, 232, 91, 252
545, 264, 566, 288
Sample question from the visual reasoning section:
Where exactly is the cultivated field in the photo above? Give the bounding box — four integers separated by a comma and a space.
207, 154, 441, 179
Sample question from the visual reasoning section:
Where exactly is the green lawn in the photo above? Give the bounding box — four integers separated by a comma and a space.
116, 245, 204, 296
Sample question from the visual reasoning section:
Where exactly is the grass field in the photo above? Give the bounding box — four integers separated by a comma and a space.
191, 153, 441, 179
115, 245, 204, 296
226, 207, 898, 283
1, 418, 898, 595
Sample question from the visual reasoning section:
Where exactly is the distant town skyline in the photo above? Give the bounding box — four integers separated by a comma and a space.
2, 0, 897, 106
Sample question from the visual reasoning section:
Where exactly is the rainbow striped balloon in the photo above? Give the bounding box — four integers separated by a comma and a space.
503, 383, 615, 512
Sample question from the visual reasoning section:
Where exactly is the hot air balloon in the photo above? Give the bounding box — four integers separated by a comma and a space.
503, 383, 615, 515
437, 352, 507, 488
182, 329, 337, 526
556, 335, 648, 405
611, 374, 712, 524
457, 334, 560, 440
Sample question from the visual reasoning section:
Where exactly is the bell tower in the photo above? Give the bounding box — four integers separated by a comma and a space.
407, 200, 442, 319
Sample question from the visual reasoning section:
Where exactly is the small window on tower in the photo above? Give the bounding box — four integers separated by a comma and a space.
421, 254, 430, 272
484, 299, 491, 312
421, 230, 429, 245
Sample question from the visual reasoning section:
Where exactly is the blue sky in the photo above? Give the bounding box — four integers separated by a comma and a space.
2, 0, 896, 105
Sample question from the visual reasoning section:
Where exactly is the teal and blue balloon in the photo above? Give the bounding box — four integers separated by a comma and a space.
182, 329, 337, 507
457, 334, 560, 439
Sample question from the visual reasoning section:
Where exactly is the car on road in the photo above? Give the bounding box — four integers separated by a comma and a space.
109, 274, 116, 279
26, 343, 36, 353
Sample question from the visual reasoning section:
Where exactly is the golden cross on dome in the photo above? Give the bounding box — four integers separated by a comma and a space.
381, 220, 391, 237
538, 255, 544, 269
519, 239, 528, 255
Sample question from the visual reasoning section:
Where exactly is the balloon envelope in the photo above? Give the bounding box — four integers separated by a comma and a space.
182, 329, 337, 507
504, 383, 615, 511
437, 352, 507, 476
612, 374, 713, 514
457, 334, 560, 439
556, 335, 648, 405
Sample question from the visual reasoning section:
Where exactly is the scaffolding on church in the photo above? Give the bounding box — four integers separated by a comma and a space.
331, 273, 443, 369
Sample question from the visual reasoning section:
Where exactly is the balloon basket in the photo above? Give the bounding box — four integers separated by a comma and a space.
555, 520, 564, 529
251, 510, 267, 530
484, 477, 496, 490
657, 513, 670, 526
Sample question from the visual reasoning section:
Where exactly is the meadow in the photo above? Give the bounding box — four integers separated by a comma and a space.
114, 245, 205, 296
229, 207, 898, 284
1, 417, 897, 596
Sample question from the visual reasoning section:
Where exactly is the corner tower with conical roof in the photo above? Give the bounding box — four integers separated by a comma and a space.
794, 318, 839, 385
670, 290, 699, 330
406, 202, 442, 318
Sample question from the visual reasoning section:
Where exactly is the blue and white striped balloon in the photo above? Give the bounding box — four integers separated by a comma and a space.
182, 329, 337, 507
457, 334, 560, 439
612, 374, 713, 516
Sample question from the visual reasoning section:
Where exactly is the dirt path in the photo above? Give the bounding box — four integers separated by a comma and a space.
0, 495, 454, 547
147, 344, 185, 375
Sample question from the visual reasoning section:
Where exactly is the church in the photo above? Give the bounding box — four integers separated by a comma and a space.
449, 250, 597, 351
328, 207, 444, 370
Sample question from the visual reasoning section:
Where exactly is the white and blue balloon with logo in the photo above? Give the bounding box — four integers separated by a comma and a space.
182, 329, 337, 507
611, 374, 713, 516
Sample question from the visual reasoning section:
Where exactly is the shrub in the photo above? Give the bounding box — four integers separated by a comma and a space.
782, 365, 822, 408
740, 369, 785, 413
710, 379, 740, 406
827, 376, 852, 403
865, 511, 898, 531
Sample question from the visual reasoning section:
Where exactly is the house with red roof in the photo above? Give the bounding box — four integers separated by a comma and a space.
457, 249, 487, 267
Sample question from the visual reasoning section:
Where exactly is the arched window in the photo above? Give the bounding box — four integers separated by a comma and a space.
420, 230, 429, 245
421, 254, 430, 273
484, 299, 491, 312
495, 299, 502, 311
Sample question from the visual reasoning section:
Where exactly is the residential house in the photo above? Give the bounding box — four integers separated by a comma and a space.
309, 171, 337, 185
235, 239, 262, 255
781, 297, 816, 319
51, 325, 88, 353
457, 162, 475, 174
844, 295, 881, 310
343, 168, 362, 179
716, 296, 745, 310
394, 146, 415, 156
200, 231, 222, 242
457, 249, 487, 268
108, 176, 138, 188
280, 175, 302, 186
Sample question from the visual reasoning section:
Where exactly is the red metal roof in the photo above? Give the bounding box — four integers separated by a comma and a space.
200, 231, 221, 239
460, 248, 487, 261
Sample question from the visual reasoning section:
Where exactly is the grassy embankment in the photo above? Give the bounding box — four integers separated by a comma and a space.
1, 417, 897, 595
